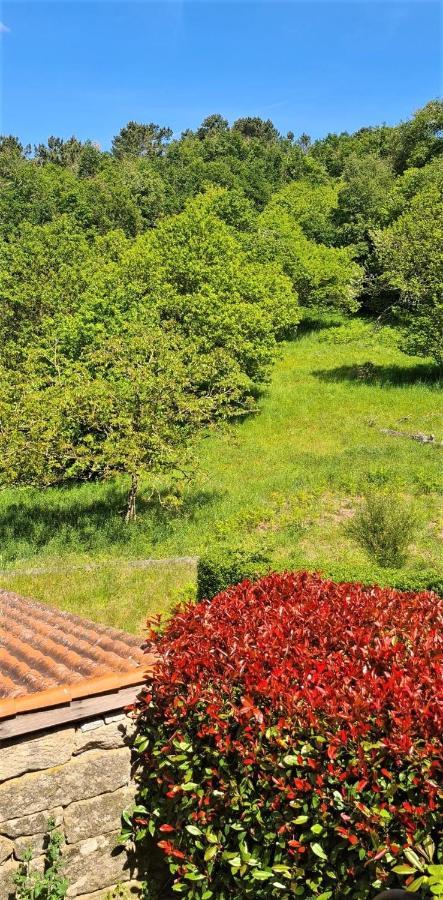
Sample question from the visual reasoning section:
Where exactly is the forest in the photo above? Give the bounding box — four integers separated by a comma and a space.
0, 100, 442, 613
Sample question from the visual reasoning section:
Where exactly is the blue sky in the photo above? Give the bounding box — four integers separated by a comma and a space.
1, 1, 441, 148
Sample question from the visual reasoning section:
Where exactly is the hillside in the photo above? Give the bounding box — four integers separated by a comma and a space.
1, 318, 441, 629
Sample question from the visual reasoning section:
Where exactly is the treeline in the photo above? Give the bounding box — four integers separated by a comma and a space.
0, 102, 441, 515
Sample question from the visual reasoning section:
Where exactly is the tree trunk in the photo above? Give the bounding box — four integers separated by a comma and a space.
125, 473, 138, 523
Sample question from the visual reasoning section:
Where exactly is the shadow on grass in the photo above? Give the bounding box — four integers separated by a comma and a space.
0, 483, 219, 561
296, 314, 345, 336
313, 361, 443, 387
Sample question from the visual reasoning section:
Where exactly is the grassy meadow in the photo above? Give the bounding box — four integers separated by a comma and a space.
1, 318, 441, 631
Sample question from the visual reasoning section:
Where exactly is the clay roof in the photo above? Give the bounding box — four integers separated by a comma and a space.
0, 590, 154, 719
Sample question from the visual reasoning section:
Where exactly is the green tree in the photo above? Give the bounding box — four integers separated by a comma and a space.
374, 181, 443, 364
0, 324, 208, 521
250, 201, 362, 312
0, 134, 28, 157
267, 178, 340, 244
34, 135, 83, 167
336, 154, 395, 245
296, 132, 311, 154
140, 189, 300, 383
389, 98, 443, 173
232, 116, 280, 143
0, 216, 92, 346
111, 121, 172, 158
196, 113, 230, 139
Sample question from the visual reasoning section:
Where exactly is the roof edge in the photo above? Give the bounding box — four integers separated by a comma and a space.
0, 682, 146, 741
0, 656, 156, 720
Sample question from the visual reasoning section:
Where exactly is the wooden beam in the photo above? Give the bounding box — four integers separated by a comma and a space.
0, 684, 144, 741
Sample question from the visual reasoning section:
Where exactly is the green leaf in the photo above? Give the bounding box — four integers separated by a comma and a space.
185, 825, 202, 836
273, 865, 291, 875
404, 849, 425, 872
252, 869, 274, 880
407, 876, 426, 892
311, 843, 328, 860
294, 816, 309, 825
206, 830, 219, 843
204, 845, 218, 862
283, 755, 299, 766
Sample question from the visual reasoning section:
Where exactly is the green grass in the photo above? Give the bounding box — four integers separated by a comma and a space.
0, 559, 197, 634
0, 318, 441, 628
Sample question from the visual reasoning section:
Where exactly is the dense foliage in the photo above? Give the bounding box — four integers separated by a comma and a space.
0, 100, 442, 513
128, 572, 442, 898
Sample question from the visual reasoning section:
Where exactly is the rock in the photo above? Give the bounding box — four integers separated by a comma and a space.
79, 719, 105, 733
1, 806, 63, 838
74, 721, 128, 755
0, 854, 47, 900
0, 857, 17, 900
104, 713, 126, 725
0, 834, 13, 863
63, 831, 133, 897
0, 748, 130, 821
0, 727, 75, 782
64, 785, 134, 843
14, 831, 49, 860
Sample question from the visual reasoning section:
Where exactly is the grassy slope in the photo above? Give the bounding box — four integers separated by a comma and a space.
1, 319, 441, 630
0, 559, 197, 634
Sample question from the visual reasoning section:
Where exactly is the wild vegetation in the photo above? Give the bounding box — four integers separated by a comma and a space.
0, 101, 441, 618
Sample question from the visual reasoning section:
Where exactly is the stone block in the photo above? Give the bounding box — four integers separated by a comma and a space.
1, 806, 63, 838
0, 834, 13, 863
64, 785, 134, 843
79, 719, 104, 733
14, 831, 49, 860
74, 721, 128, 755
0, 748, 130, 821
0, 855, 48, 900
0, 727, 75, 782
63, 831, 133, 897
0, 857, 18, 900
104, 713, 126, 725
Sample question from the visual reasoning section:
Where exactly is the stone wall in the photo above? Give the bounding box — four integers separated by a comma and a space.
0, 713, 142, 899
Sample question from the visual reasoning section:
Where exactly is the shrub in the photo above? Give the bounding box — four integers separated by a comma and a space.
348, 492, 418, 567
317, 563, 443, 599
128, 572, 442, 898
196, 547, 271, 600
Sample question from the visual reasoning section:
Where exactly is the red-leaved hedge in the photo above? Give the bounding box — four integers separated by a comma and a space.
128, 572, 443, 898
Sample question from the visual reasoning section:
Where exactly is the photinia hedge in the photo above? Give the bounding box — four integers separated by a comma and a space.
127, 572, 442, 898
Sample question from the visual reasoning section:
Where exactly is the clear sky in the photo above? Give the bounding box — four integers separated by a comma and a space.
1, 0, 441, 148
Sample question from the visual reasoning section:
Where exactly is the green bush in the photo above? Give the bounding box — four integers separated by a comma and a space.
196, 547, 271, 600
318, 563, 443, 598
348, 492, 418, 568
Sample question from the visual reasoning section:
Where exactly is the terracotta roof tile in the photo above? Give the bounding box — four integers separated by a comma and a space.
0, 589, 154, 719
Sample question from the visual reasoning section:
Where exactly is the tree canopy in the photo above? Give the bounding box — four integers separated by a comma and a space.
0, 100, 441, 514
